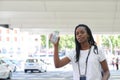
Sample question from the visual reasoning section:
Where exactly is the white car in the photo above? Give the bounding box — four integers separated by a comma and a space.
1, 58, 16, 72
24, 58, 47, 73
0, 59, 12, 79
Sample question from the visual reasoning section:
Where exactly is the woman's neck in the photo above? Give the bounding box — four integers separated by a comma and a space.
80, 42, 91, 50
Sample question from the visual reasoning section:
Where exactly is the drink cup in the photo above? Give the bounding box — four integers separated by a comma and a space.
49, 31, 59, 44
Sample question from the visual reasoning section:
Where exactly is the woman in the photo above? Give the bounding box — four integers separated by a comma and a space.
52, 24, 110, 80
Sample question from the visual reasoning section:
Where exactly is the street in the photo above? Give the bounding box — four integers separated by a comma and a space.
10, 70, 120, 80
12, 71, 73, 80
110, 70, 120, 80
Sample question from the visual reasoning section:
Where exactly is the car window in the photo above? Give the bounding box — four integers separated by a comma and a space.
3, 59, 13, 64
26, 59, 38, 63
1, 60, 5, 64
0, 60, 1, 64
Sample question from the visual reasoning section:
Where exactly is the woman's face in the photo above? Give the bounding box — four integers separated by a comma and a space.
75, 27, 89, 43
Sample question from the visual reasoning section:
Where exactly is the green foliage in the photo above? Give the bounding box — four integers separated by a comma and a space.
41, 34, 75, 50
59, 35, 75, 50
40, 35, 46, 48
41, 34, 120, 51
101, 35, 110, 48
101, 35, 120, 51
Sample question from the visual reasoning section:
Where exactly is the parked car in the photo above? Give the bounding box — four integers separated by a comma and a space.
24, 57, 47, 73
0, 58, 12, 79
9, 59, 22, 71
1, 58, 16, 72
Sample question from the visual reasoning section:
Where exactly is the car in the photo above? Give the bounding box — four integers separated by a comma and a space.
1, 58, 17, 72
0, 58, 12, 79
24, 57, 47, 73
9, 59, 22, 71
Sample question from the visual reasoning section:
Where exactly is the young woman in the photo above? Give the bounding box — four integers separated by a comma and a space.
52, 24, 110, 80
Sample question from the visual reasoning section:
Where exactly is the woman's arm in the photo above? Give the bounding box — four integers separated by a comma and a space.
53, 37, 70, 68
100, 60, 110, 80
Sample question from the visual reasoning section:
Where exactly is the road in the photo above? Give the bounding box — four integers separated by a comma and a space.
12, 71, 73, 80
109, 70, 120, 80
11, 70, 120, 80
10, 64, 120, 80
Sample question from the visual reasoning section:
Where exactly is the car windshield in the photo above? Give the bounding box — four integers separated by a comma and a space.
26, 59, 38, 63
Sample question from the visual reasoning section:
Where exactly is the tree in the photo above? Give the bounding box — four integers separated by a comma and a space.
41, 34, 75, 50
59, 35, 75, 50
41, 35, 46, 48
101, 35, 120, 54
